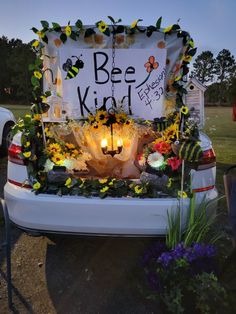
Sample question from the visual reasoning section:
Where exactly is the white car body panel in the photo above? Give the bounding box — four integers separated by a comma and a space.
0, 107, 15, 146
4, 131, 218, 236
4, 181, 217, 235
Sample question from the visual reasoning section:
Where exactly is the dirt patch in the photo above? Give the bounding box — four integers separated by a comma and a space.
0, 157, 159, 314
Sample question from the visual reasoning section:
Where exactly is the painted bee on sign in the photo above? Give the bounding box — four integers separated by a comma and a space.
62, 55, 84, 80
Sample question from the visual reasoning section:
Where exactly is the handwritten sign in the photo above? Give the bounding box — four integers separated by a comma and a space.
59, 48, 166, 120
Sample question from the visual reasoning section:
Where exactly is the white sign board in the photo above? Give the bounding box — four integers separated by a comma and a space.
59, 48, 166, 119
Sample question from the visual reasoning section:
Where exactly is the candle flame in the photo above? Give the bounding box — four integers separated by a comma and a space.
101, 138, 108, 148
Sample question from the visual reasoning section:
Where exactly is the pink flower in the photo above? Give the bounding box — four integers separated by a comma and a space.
167, 157, 182, 171
138, 153, 146, 167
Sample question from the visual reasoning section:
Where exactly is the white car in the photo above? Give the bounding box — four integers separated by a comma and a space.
0, 107, 15, 156
4, 131, 217, 236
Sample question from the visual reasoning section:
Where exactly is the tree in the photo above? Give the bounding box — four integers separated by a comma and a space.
191, 51, 215, 84
0, 36, 12, 102
7, 42, 35, 103
215, 49, 236, 84
228, 76, 236, 103
214, 49, 236, 104
0, 36, 36, 104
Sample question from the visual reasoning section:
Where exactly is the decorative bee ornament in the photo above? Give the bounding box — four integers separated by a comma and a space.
62, 55, 84, 80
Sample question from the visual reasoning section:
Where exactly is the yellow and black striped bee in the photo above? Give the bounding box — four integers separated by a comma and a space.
63, 55, 84, 80
153, 117, 169, 132
178, 140, 203, 162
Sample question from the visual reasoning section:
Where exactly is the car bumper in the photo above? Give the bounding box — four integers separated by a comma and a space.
4, 182, 218, 236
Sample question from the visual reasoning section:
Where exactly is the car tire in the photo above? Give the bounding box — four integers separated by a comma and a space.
1, 122, 14, 156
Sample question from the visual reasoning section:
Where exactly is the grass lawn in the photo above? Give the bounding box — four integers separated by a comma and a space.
204, 107, 236, 194
1, 104, 30, 119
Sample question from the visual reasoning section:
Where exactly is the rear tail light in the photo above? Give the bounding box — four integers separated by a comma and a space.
197, 148, 216, 170
8, 143, 26, 165
192, 185, 215, 193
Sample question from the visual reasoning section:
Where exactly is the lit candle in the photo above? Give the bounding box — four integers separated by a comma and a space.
101, 138, 108, 148
117, 139, 123, 148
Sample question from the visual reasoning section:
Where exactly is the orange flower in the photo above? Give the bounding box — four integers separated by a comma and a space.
144, 56, 159, 73
153, 141, 172, 155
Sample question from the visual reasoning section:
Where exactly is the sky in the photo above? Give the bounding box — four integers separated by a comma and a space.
0, 0, 236, 58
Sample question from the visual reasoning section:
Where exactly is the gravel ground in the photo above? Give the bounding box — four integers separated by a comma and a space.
0, 157, 159, 314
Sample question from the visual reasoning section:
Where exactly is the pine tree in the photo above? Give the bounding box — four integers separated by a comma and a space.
191, 51, 215, 84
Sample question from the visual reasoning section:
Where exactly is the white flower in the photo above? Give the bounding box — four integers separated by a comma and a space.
147, 152, 164, 169
44, 159, 54, 172
62, 158, 75, 170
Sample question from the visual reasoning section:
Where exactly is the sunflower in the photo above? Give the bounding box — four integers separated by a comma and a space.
23, 151, 31, 158
65, 143, 75, 149
99, 178, 108, 184
65, 25, 72, 36
98, 21, 108, 33
180, 106, 189, 115
178, 191, 188, 198
33, 181, 41, 190
36, 31, 45, 39
134, 185, 144, 194
65, 177, 72, 188
116, 113, 128, 124
100, 186, 109, 193
131, 20, 138, 29
47, 143, 61, 154
34, 71, 42, 79
163, 25, 173, 33
51, 153, 65, 165
95, 110, 108, 124
163, 124, 178, 143
32, 40, 40, 48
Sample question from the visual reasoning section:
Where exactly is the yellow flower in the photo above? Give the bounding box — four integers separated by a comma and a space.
175, 74, 182, 81
40, 95, 47, 103
96, 110, 108, 123
131, 20, 138, 29
98, 21, 108, 33
25, 114, 31, 118
100, 186, 109, 193
65, 177, 72, 188
180, 106, 189, 115
182, 55, 192, 63
178, 191, 188, 198
65, 25, 72, 36
163, 124, 178, 143
33, 181, 41, 190
167, 178, 173, 188
25, 141, 30, 147
23, 151, 31, 158
48, 143, 61, 154
32, 40, 40, 47
51, 153, 64, 165
65, 143, 75, 149
45, 127, 53, 138
34, 71, 42, 79
33, 114, 41, 121
163, 25, 173, 33
36, 31, 45, 39
108, 178, 116, 186
134, 185, 144, 194
99, 178, 108, 184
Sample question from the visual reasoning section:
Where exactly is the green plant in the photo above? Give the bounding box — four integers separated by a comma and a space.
166, 194, 224, 250
188, 272, 228, 314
